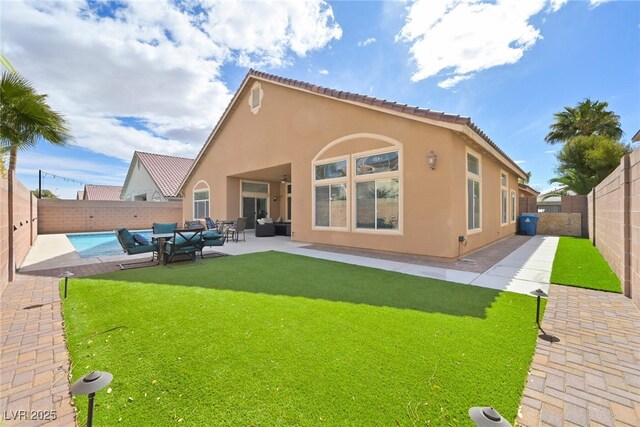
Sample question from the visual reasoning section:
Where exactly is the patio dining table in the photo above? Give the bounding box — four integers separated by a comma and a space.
151, 233, 174, 263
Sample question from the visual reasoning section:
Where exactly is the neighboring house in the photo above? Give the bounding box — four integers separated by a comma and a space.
632, 129, 640, 143
83, 184, 123, 201
179, 70, 528, 259
76, 190, 84, 200
518, 183, 539, 198
121, 151, 194, 202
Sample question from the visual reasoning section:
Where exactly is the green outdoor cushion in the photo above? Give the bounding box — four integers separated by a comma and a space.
128, 244, 156, 255
117, 228, 136, 249
202, 239, 224, 247
202, 230, 222, 240
153, 223, 177, 234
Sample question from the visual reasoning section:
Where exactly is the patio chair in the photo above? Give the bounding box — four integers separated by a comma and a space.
204, 217, 217, 230
152, 222, 178, 234
200, 229, 225, 258
163, 229, 203, 264
225, 217, 246, 242
115, 228, 159, 269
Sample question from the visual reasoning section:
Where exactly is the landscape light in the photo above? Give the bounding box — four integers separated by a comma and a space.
530, 288, 548, 325
71, 371, 113, 427
58, 271, 75, 298
469, 407, 512, 427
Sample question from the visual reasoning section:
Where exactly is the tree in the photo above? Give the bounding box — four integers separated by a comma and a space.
0, 70, 71, 171
545, 98, 623, 144
31, 189, 58, 199
546, 135, 630, 196
0, 148, 6, 177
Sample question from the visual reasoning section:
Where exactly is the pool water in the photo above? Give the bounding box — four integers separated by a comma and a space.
67, 230, 153, 258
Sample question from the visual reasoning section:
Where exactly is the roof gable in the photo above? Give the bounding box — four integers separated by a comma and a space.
122, 151, 194, 198
180, 69, 527, 191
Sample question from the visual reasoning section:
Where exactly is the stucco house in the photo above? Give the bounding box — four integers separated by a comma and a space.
121, 151, 194, 202
179, 70, 528, 259
518, 183, 540, 198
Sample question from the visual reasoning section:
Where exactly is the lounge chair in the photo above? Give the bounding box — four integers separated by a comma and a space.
255, 218, 275, 237
163, 229, 203, 264
115, 228, 159, 269
225, 217, 246, 242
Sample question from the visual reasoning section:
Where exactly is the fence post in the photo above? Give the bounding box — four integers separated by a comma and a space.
622, 154, 631, 298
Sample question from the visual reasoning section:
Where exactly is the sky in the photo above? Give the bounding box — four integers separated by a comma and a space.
2, 0, 639, 199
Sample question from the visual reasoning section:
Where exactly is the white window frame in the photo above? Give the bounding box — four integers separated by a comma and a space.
510, 189, 517, 223
466, 148, 482, 234
312, 155, 349, 231
500, 170, 508, 226
352, 147, 402, 235
193, 182, 210, 219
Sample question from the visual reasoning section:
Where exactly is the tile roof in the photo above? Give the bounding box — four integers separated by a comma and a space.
136, 151, 194, 197
84, 185, 123, 201
248, 69, 526, 177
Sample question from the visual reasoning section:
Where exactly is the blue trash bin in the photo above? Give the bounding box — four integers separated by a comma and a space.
519, 214, 539, 236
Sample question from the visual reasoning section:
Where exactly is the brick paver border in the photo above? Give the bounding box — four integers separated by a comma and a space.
517, 285, 640, 427
1, 262, 125, 426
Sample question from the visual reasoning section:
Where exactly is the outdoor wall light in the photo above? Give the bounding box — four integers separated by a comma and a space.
427, 151, 438, 170
530, 288, 548, 325
58, 271, 75, 298
71, 371, 113, 427
469, 407, 512, 427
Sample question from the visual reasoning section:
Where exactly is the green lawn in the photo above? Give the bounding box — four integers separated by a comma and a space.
63, 251, 540, 426
550, 236, 621, 293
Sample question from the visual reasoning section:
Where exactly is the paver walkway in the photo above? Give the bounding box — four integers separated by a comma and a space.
517, 284, 640, 427
1, 262, 123, 426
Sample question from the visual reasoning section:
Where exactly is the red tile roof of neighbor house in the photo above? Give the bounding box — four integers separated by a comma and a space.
136, 151, 194, 197
84, 184, 123, 201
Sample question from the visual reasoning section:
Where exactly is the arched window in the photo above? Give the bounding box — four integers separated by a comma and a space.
193, 181, 210, 218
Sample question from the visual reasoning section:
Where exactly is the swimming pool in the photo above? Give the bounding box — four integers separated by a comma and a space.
67, 230, 153, 258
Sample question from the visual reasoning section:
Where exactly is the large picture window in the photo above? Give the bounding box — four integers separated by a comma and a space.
313, 158, 348, 229
193, 188, 209, 218
315, 184, 347, 227
312, 147, 401, 232
467, 151, 481, 231
356, 178, 399, 230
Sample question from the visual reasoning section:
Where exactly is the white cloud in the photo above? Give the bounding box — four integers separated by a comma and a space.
549, 0, 568, 12
544, 149, 559, 154
3, 0, 341, 163
438, 73, 474, 88
589, 0, 611, 7
515, 160, 526, 165
318, 69, 329, 75
397, 0, 549, 87
357, 37, 376, 47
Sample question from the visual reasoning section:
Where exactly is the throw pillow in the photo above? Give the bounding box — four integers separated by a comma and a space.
257, 219, 265, 225
133, 233, 150, 246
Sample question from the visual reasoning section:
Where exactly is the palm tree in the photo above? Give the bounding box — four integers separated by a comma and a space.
0, 70, 71, 171
542, 169, 594, 199
545, 98, 623, 144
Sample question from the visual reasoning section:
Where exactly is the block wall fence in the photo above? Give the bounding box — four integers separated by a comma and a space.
1, 171, 39, 291
519, 195, 587, 237
37, 200, 182, 234
588, 149, 640, 308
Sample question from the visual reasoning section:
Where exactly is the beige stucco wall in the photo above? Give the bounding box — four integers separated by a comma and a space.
183, 79, 520, 258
